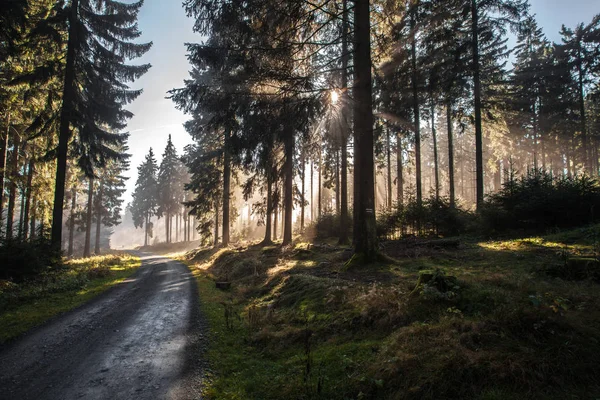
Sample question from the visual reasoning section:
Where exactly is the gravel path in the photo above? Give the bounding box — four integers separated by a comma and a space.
0, 253, 205, 400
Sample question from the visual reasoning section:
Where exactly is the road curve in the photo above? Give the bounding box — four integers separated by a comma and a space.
0, 253, 204, 400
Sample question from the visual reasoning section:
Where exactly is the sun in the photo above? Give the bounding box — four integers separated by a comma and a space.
330, 89, 339, 105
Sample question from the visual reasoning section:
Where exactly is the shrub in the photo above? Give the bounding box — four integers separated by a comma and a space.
377, 197, 472, 240
0, 234, 62, 282
482, 170, 600, 232
311, 210, 353, 240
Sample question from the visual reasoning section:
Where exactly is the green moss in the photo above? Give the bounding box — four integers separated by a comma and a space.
184, 226, 600, 399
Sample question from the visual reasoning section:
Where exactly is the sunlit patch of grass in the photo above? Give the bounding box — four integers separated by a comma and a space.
478, 237, 594, 254
0, 253, 141, 344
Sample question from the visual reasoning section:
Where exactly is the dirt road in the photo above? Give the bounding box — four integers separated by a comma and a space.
0, 254, 205, 400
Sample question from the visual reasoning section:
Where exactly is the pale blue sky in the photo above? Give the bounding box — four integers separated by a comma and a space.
121, 0, 599, 203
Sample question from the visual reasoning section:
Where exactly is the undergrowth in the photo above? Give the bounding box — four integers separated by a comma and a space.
183, 227, 600, 399
0, 253, 141, 344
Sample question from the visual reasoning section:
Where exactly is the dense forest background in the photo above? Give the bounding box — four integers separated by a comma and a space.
1, 0, 600, 270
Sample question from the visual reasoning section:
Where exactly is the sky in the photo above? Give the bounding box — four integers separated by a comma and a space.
121, 0, 600, 205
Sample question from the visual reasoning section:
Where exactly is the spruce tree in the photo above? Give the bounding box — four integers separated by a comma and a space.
468, 0, 528, 210
130, 148, 158, 247
157, 135, 180, 243
50, 0, 152, 250
557, 15, 600, 173
93, 154, 129, 254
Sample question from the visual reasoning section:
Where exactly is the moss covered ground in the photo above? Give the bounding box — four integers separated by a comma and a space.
181, 227, 600, 399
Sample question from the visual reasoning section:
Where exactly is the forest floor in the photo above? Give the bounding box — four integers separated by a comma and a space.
180, 225, 600, 400
0, 253, 140, 344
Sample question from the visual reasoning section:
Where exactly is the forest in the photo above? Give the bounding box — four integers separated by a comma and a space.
1, 0, 600, 399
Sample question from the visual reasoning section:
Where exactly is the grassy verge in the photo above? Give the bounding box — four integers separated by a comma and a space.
0, 253, 141, 344
182, 226, 600, 399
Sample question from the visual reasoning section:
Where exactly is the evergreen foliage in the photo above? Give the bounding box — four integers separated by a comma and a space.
130, 148, 158, 246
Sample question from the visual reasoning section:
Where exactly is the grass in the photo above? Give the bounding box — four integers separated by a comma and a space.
0, 253, 141, 344
182, 227, 600, 399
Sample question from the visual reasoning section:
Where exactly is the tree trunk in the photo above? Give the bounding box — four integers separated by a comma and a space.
300, 152, 305, 232
263, 171, 273, 245
353, 0, 377, 259
335, 150, 340, 215
23, 157, 34, 240
396, 132, 403, 206
6, 130, 20, 240
94, 181, 103, 255
52, 0, 79, 250
431, 103, 440, 200
576, 49, 589, 172
339, 0, 350, 245
386, 126, 392, 209
471, 0, 484, 210
318, 147, 322, 219
165, 212, 169, 243
68, 187, 76, 258
310, 160, 314, 222
83, 177, 93, 258
283, 133, 294, 245
18, 187, 25, 239
144, 212, 149, 247
30, 198, 36, 240
273, 196, 278, 241
214, 201, 219, 246
175, 212, 178, 243
410, 6, 422, 207
0, 113, 9, 224
447, 105, 455, 208
222, 129, 231, 246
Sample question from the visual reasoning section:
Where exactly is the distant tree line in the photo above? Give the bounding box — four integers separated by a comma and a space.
130, 136, 192, 246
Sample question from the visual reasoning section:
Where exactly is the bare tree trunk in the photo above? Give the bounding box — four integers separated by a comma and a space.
447, 106, 455, 208
410, 6, 422, 207
431, 103, 440, 200
471, 0, 484, 210
222, 129, 231, 246
339, 0, 350, 246
300, 152, 305, 232
318, 147, 322, 219
52, 0, 79, 250
18, 187, 25, 239
165, 212, 169, 243
23, 157, 34, 240
353, 0, 377, 259
396, 132, 404, 206
6, 130, 20, 240
176, 211, 179, 243
273, 199, 278, 241
94, 181, 103, 255
0, 113, 9, 224
192, 216, 196, 240
68, 187, 76, 258
214, 201, 219, 246
83, 177, 93, 258
283, 133, 294, 245
335, 150, 340, 216
30, 198, 36, 240
386, 126, 392, 209
144, 212, 149, 247
310, 160, 314, 222
263, 171, 273, 245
